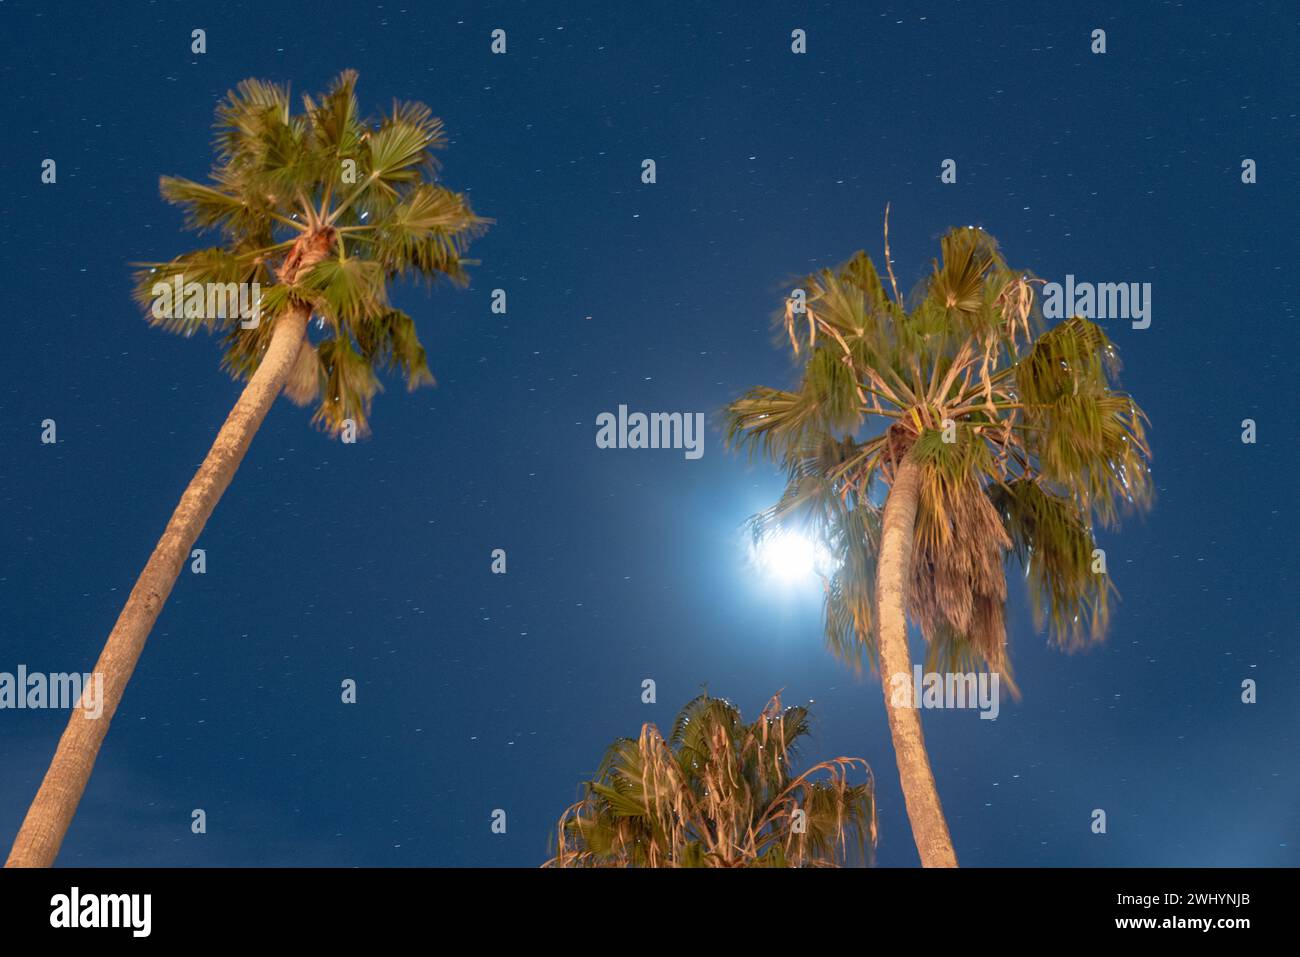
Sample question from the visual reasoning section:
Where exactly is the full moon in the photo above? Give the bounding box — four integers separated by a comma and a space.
753, 529, 831, 585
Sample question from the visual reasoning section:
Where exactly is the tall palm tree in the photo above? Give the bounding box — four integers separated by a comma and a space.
6, 71, 487, 867
725, 216, 1153, 867
546, 692, 876, 867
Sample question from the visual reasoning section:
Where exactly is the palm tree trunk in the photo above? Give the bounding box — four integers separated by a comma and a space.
5, 304, 311, 868
875, 454, 958, 867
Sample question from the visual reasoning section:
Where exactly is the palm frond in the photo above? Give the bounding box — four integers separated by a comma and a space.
547, 693, 875, 868
134, 71, 486, 438
728, 219, 1152, 686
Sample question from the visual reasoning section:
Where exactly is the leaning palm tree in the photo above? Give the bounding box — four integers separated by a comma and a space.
6, 71, 487, 867
725, 215, 1152, 867
546, 692, 876, 867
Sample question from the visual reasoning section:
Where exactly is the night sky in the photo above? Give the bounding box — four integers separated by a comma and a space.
1, 0, 1296, 868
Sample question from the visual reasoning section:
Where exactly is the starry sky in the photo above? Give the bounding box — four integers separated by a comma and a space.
0, 0, 1296, 867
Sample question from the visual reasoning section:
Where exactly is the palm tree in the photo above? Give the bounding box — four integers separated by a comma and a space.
6, 71, 487, 867
724, 215, 1153, 867
546, 692, 876, 867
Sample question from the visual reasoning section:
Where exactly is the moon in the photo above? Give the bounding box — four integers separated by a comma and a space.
752, 528, 831, 585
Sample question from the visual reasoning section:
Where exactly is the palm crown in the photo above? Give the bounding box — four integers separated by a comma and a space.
726, 222, 1153, 685
132, 69, 488, 436
547, 693, 875, 867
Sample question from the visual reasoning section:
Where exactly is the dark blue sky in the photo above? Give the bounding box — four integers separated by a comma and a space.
1, 0, 1296, 867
